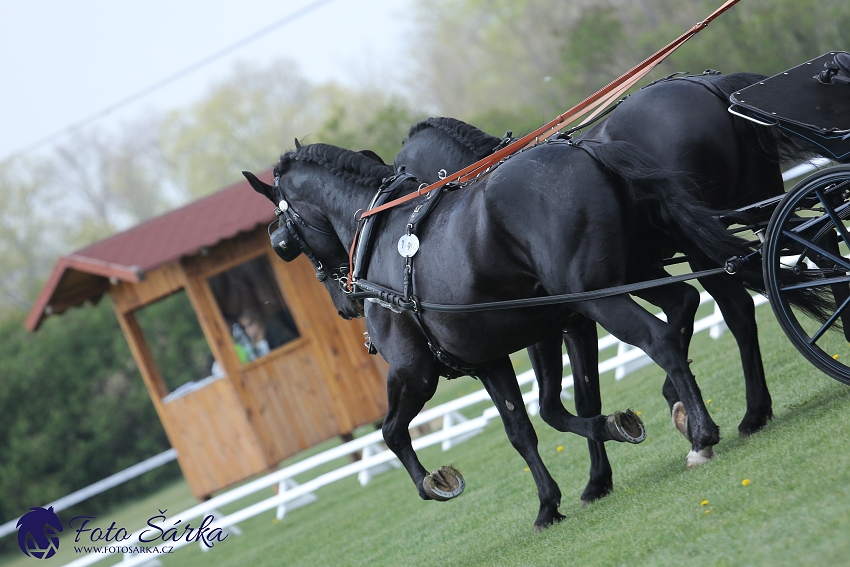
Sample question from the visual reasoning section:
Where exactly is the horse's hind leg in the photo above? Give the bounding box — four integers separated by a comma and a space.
574, 295, 720, 468
697, 271, 772, 437
527, 325, 613, 505
562, 317, 615, 505
632, 278, 701, 439
478, 357, 564, 530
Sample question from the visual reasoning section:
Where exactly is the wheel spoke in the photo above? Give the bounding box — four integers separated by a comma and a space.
780, 273, 850, 291
791, 201, 850, 235
815, 189, 850, 250
781, 230, 850, 272
810, 293, 850, 344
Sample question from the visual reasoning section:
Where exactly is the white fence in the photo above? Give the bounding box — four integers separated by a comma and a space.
57, 290, 770, 567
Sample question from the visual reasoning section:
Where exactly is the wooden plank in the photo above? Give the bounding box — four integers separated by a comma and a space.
160, 379, 269, 497
240, 344, 343, 462
271, 249, 388, 431
110, 263, 184, 314
178, 265, 243, 388
113, 309, 169, 401
181, 229, 268, 279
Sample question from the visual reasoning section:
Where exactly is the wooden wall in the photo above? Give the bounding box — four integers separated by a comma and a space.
109, 226, 388, 498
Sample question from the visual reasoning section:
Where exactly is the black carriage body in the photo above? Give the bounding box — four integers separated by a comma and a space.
730, 52, 850, 163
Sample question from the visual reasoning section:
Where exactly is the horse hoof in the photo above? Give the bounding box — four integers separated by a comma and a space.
686, 446, 717, 469
606, 409, 646, 444
423, 465, 465, 501
580, 480, 613, 506
534, 512, 566, 531
671, 401, 692, 442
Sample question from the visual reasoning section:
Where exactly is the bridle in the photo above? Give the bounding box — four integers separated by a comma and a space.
268, 175, 349, 285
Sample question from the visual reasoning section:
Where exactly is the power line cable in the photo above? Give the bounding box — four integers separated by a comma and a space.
6, 0, 337, 162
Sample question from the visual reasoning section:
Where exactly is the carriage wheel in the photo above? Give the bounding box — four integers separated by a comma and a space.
763, 164, 850, 385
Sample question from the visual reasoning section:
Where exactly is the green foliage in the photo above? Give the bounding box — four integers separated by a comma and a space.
0, 301, 180, 543
411, 0, 850, 127
0, 161, 63, 312
135, 291, 211, 392
315, 94, 425, 164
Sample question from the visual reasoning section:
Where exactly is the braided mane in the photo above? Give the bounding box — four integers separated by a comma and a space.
407, 117, 502, 160
276, 143, 392, 188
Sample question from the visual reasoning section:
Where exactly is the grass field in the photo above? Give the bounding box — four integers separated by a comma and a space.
4, 300, 850, 566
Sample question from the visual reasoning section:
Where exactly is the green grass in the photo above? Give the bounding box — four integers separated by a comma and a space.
4, 302, 850, 566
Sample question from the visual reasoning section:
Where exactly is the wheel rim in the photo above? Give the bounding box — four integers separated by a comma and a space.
764, 165, 850, 385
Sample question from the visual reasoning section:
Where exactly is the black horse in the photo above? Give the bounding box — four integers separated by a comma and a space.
244, 137, 771, 528
392, 72, 828, 503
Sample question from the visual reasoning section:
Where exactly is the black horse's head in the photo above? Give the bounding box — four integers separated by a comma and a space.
244, 142, 391, 320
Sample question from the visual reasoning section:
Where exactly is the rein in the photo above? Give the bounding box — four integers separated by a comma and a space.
350, 0, 742, 224
350, 267, 733, 314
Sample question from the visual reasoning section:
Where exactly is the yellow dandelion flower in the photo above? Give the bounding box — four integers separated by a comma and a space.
704, 509, 711, 515
833, 354, 840, 360
525, 467, 530, 472
700, 500, 709, 506
636, 411, 642, 416
741, 479, 751, 486
557, 445, 564, 452
706, 399, 712, 404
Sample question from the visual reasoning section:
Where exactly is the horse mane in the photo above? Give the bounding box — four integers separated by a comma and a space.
407, 117, 502, 160
276, 143, 392, 188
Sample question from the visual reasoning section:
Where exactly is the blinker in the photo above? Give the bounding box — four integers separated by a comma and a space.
268, 217, 302, 262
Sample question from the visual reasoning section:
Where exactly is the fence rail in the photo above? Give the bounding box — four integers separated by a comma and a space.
0, 450, 177, 540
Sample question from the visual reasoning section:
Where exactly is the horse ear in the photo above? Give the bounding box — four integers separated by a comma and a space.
294, 138, 302, 150
242, 171, 275, 202
358, 150, 386, 165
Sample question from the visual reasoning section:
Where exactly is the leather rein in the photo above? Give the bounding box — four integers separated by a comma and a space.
343, 0, 742, 292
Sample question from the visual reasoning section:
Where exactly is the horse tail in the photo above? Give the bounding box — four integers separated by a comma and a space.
582, 139, 834, 324
716, 72, 823, 164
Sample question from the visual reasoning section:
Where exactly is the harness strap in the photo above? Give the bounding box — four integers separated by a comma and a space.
352, 267, 729, 314
347, 171, 416, 287
355, 0, 742, 222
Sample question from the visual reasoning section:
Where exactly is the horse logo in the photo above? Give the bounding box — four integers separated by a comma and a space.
17, 507, 63, 559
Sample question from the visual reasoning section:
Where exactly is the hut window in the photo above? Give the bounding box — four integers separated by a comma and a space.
134, 290, 213, 394
207, 255, 300, 363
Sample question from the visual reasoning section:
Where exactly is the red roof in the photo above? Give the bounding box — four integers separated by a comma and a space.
26, 170, 275, 331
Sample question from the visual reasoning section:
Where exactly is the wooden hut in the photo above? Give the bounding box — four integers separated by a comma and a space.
26, 171, 388, 499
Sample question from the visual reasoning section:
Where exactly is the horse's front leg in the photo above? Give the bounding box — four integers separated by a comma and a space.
381, 360, 441, 500
479, 356, 565, 530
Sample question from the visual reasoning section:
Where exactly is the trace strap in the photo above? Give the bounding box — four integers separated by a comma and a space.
351, 267, 729, 314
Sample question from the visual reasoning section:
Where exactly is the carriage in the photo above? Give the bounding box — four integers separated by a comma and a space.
727, 51, 850, 384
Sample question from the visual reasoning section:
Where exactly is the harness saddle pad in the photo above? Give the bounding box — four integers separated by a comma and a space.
729, 52, 850, 162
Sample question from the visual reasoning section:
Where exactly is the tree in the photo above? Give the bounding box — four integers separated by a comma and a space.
407, 0, 850, 134
314, 88, 425, 164
160, 59, 330, 197
0, 160, 63, 312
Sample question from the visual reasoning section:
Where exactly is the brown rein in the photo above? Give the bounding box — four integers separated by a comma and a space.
345, 0, 742, 290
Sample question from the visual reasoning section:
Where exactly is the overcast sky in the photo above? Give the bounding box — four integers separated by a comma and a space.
0, 0, 415, 162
